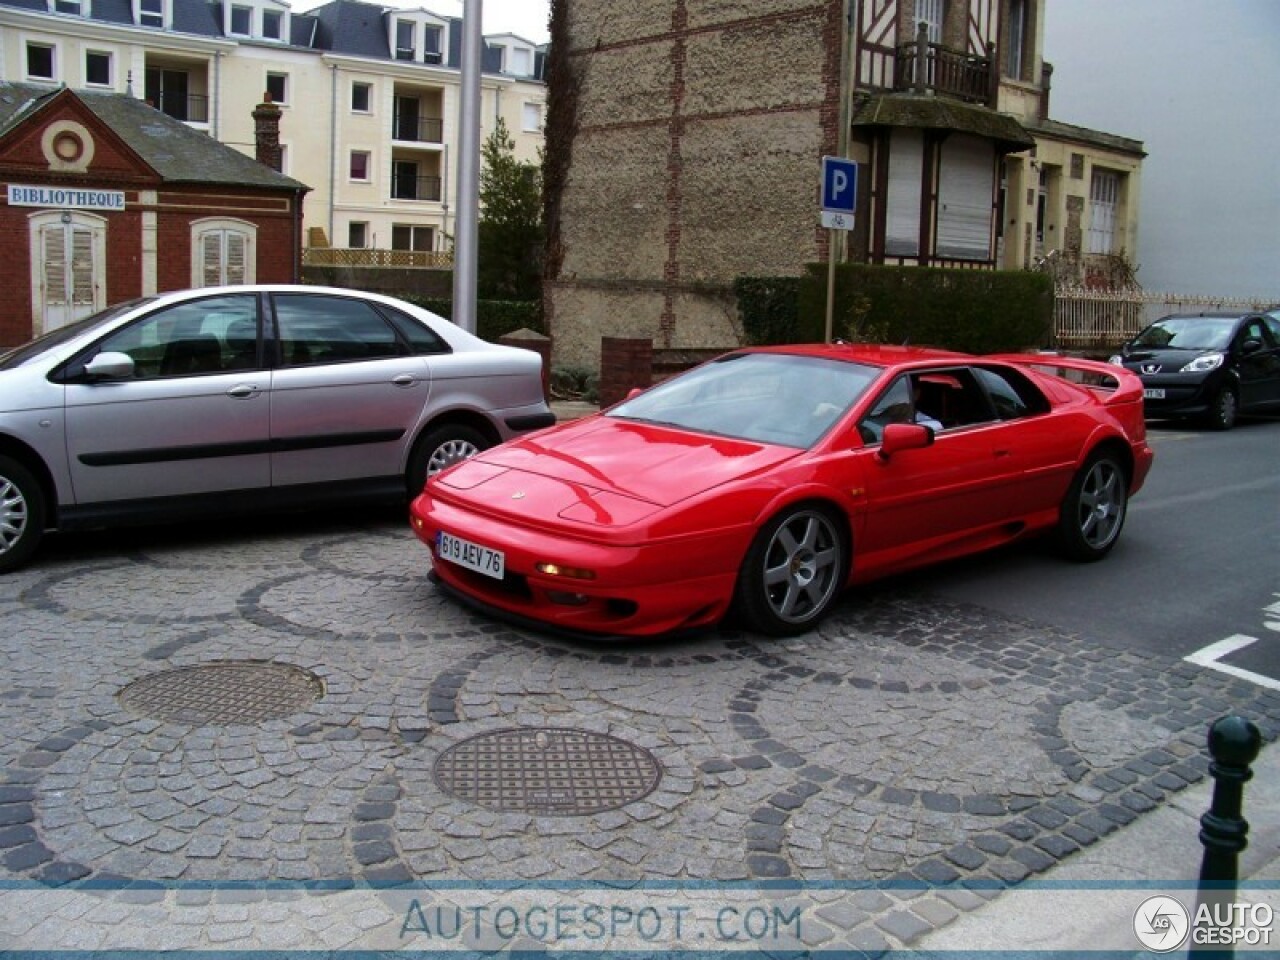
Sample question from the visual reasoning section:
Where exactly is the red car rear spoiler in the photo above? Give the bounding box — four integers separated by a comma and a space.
987, 354, 1144, 406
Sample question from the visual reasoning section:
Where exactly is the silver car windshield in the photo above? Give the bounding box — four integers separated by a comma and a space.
608, 353, 880, 448
0, 297, 155, 370
1132, 316, 1236, 352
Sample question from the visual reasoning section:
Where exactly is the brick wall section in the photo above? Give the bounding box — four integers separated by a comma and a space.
599, 337, 653, 408
549, 0, 836, 372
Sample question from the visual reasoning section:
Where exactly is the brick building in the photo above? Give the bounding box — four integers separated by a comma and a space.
0, 81, 306, 346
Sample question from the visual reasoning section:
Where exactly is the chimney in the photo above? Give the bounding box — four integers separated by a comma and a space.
253, 93, 282, 171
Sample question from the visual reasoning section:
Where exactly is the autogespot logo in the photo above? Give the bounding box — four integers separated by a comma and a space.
1134, 895, 1191, 952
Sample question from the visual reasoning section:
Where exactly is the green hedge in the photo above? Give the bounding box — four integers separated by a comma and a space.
396, 296, 543, 343
738, 265, 1053, 354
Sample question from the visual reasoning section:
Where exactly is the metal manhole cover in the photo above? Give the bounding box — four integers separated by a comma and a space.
434, 727, 663, 816
119, 661, 323, 726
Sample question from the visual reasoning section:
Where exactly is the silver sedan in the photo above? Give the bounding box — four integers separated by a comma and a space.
0, 285, 553, 571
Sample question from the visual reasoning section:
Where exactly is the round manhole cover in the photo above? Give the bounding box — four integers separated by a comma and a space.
434, 727, 663, 816
119, 661, 323, 726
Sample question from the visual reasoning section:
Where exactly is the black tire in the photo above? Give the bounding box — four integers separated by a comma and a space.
1056, 451, 1127, 562
407, 424, 489, 496
731, 505, 847, 636
0, 455, 46, 574
1205, 384, 1238, 431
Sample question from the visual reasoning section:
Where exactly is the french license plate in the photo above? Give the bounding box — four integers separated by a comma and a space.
1143, 388, 1165, 400
437, 531, 505, 580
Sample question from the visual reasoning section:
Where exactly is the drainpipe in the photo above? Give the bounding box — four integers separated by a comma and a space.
328, 63, 338, 250
441, 142, 450, 252
212, 51, 222, 139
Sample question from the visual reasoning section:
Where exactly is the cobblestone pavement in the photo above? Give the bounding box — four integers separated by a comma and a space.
1, 514, 1278, 953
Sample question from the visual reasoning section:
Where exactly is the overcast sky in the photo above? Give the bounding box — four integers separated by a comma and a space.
363, 0, 1276, 299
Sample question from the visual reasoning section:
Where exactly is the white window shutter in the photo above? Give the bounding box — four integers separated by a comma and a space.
225, 232, 247, 284
885, 128, 924, 257
43, 227, 68, 306
936, 134, 994, 260
71, 227, 95, 305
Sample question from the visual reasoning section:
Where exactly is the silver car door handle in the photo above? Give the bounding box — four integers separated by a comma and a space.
226, 384, 261, 398
391, 374, 418, 387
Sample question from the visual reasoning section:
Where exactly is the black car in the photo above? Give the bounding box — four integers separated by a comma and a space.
1111, 312, 1280, 429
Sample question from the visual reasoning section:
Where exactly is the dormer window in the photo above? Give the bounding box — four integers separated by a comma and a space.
263, 9, 282, 40
395, 20, 414, 60
230, 5, 252, 36
389, 13, 448, 65
135, 0, 166, 28
52, 0, 85, 15
423, 25, 442, 64
489, 37, 536, 78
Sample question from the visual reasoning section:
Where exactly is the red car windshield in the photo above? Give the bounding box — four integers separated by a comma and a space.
608, 352, 880, 448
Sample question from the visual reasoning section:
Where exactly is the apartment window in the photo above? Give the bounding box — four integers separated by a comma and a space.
884, 128, 924, 257
935, 133, 994, 260
351, 81, 372, 113
510, 47, 531, 76
348, 222, 368, 248
423, 25, 442, 64
522, 102, 542, 133
138, 0, 163, 27
229, 5, 252, 35
392, 224, 433, 251
1035, 168, 1048, 244
54, 0, 82, 14
349, 151, 370, 181
85, 50, 111, 86
395, 20, 414, 60
262, 9, 282, 39
1087, 169, 1120, 254
26, 43, 55, 81
265, 72, 288, 105
1005, 0, 1027, 79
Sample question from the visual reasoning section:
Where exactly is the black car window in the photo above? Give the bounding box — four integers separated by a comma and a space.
858, 367, 996, 442
1235, 319, 1273, 350
89, 294, 259, 379
974, 366, 1051, 420
272, 294, 410, 366
380, 304, 451, 355
1265, 314, 1280, 344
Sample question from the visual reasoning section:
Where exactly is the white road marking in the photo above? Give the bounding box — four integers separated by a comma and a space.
1184, 634, 1280, 691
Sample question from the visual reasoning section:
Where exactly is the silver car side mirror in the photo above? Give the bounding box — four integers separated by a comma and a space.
83, 351, 136, 381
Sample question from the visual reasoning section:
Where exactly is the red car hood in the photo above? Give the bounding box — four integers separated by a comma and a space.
433, 416, 798, 528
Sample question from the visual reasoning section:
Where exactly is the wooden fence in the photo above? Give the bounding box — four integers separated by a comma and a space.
302, 248, 453, 269
1053, 285, 1275, 350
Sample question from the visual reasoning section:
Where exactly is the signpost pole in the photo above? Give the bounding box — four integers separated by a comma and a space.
824, 233, 837, 344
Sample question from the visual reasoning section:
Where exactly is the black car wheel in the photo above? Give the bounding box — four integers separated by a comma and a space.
732, 505, 846, 636
1057, 451, 1127, 562
0, 455, 46, 574
407, 425, 489, 496
1205, 385, 1238, 431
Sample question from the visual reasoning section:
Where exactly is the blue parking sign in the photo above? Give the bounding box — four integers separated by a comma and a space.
821, 156, 857, 230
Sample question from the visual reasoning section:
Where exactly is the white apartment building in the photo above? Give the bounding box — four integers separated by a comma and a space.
0, 0, 547, 255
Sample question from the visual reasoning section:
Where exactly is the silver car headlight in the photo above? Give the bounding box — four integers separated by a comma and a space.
1108, 355, 1124, 366
1180, 352, 1224, 373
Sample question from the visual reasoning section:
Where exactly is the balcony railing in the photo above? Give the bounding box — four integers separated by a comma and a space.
393, 114, 444, 143
150, 92, 209, 123
889, 23, 996, 106
391, 174, 443, 202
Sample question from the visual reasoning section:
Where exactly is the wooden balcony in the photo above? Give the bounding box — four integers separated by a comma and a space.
862, 23, 998, 108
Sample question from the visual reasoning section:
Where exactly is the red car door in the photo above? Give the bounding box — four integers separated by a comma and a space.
849, 368, 1020, 574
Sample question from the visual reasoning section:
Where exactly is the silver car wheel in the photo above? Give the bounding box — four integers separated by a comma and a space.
1077, 458, 1125, 551
761, 510, 842, 625
427, 437, 480, 477
0, 474, 29, 556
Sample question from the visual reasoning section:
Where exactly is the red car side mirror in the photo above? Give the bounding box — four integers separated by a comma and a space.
878, 422, 935, 460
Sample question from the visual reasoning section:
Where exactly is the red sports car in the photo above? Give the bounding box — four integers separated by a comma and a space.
410, 345, 1153, 638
